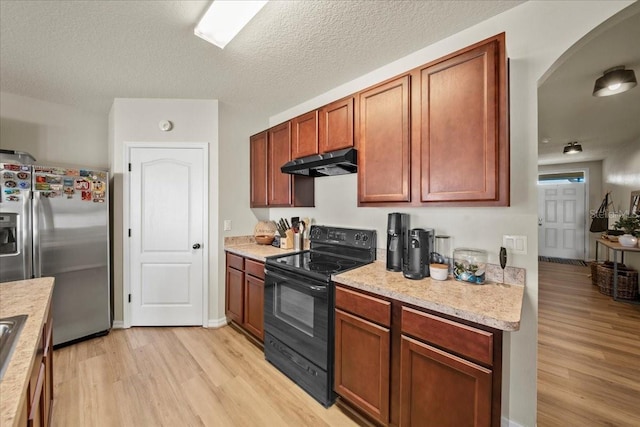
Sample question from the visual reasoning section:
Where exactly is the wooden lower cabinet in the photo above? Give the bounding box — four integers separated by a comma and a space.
225, 252, 265, 342
243, 273, 264, 340
225, 264, 244, 324
21, 303, 54, 427
399, 335, 492, 427
334, 284, 502, 427
335, 308, 390, 424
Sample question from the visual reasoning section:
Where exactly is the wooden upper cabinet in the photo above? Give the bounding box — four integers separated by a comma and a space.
417, 33, 508, 205
319, 97, 354, 153
268, 122, 292, 206
291, 110, 319, 158
358, 75, 411, 204
250, 122, 314, 208
250, 131, 268, 208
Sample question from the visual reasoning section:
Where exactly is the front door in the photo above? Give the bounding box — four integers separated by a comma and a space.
538, 182, 586, 260
128, 145, 208, 326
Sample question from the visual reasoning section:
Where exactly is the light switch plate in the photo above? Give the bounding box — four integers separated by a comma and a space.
223, 220, 232, 231
503, 235, 527, 254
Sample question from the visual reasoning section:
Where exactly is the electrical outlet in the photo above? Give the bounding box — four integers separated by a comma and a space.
503, 235, 527, 254
223, 220, 232, 231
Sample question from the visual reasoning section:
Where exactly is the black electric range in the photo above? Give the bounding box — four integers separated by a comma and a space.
263, 225, 377, 407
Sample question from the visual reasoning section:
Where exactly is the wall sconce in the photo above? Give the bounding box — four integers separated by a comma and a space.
593, 66, 637, 97
563, 141, 583, 155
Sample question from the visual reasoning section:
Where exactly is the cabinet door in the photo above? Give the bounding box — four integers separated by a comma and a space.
291, 111, 319, 158
243, 274, 264, 341
400, 335, 492, 427
225, 266, 244, 324
250, 131, 268, 207
268, 122, 293, 206
358, 75, 411, 204
319, 97, 354, 153
43, 315, 53, 427
335, 308, 390, 424
419, 36, 507, 204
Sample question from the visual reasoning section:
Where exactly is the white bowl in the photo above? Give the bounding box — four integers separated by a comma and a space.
430, 264, 449, 281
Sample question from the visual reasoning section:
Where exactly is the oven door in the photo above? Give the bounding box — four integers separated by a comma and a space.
264, 268, 330, 370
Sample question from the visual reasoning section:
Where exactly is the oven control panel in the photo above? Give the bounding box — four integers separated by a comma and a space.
310, 225, 377, 250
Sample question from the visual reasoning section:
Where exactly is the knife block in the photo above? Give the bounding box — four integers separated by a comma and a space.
280, 231, 294, 249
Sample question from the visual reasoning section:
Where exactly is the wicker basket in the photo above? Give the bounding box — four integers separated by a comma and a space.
590, 261, 625, 287
596, 263, 638, 300
589, 262, 600, 286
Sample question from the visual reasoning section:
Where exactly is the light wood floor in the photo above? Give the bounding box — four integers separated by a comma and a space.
537, 261, 640, 427
51, 263, 640, 426
52, 325, 359, 427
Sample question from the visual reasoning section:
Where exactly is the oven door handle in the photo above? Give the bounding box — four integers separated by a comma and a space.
266, 270, 328, 295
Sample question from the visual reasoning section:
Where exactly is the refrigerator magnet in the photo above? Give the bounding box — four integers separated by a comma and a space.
18, 181, 30, 189
64, 187, 75, 195
3, 171, 14, 179
4, 180, 17, 188
63, 178, 74, 186
93, 181, 105, 192
17, 172, 29, 180
82, 191, 92, 201
6, 195, 19, 202
35, 183, 50, 191
75, 179, 90, 191
36, 175, 47, 183
66, 169, 80, 176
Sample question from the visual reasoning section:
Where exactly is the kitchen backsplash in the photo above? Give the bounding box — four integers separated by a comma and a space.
226, 236, 525, 286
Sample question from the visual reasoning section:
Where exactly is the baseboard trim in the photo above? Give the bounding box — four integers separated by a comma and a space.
502, 417, 525, 427
112, 319, 227, 329
208, 317, 229, 328
112, 320, 125, 329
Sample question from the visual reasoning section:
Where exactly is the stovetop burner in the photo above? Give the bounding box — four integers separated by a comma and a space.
266, 225, 377, 282
272, 251, 369, 276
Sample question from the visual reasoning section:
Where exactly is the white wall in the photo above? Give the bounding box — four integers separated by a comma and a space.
0, 92, 107, 168
262, 2, 634, 426
108, 98, 219, 324
603, 137, 640, 271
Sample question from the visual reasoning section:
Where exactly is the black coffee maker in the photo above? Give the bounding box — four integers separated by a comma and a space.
386, 213, 409, 272
403, 228, 435, 280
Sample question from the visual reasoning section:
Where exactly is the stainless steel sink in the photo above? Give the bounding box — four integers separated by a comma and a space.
0, 314, 28, 381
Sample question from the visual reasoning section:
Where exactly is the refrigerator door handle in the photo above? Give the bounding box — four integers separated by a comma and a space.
32, 191, 41, 278
192, 243, 201, 249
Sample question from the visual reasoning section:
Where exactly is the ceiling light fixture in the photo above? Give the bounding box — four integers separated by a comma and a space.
563, 141, 583, 155
592, 65, 637, 97
194, 0, 268, 49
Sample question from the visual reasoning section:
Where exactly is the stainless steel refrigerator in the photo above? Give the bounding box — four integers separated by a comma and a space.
0, 150, 111, 346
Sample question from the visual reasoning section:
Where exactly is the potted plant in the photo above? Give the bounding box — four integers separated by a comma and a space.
613, 214, 640, 247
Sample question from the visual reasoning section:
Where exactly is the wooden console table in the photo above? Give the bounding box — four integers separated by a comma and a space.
595, 238, 640, 304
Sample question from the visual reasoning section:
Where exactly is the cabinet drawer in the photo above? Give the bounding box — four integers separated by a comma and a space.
335, 286, 391, 327
226, 252, 244, 270
245, 259, 265, 280
401, 307, 493, 366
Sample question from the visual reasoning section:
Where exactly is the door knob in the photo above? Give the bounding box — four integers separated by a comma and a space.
192, 243, 201, 249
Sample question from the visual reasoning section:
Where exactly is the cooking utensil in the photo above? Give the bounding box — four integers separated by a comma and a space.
499, 246, 507, 283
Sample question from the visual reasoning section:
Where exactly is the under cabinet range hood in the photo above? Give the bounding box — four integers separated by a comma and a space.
281, 148, 357, 177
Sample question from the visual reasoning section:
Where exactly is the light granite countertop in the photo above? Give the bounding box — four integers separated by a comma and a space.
0, 277, 55, 427
224, 241, 299, 262
333, 261, 523, 331
224, 242, 524, 331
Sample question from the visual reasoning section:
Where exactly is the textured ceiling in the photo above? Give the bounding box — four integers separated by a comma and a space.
538, 4, 640, 165
0, 0, 524, 117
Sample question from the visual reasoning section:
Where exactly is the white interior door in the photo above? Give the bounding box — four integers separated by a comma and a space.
538, 183, 586, 259
129, 145, 207, 326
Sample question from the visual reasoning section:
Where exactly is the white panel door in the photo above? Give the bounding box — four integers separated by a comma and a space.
129, 146, 206, 325
538, 183, 585, 259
